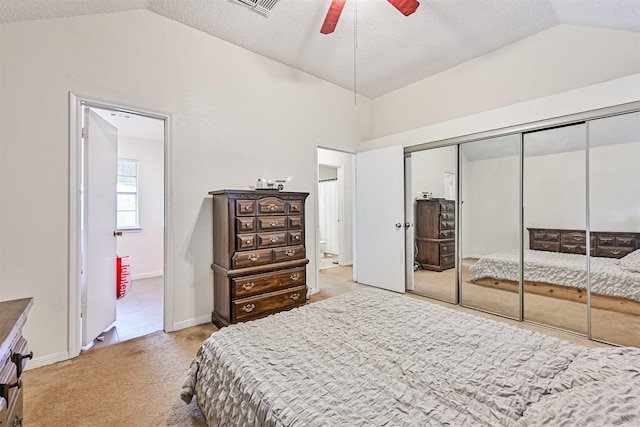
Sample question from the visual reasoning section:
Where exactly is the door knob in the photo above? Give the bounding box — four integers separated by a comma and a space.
395, 223, 402, 228
404, 223, 411, 228
114, 230, 123, 236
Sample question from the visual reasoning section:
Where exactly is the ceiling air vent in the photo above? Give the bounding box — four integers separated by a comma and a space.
235, 0, 280, 16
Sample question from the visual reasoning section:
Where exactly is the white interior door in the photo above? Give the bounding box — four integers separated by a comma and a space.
82, 108, 118, 346
355, 145, 405, 292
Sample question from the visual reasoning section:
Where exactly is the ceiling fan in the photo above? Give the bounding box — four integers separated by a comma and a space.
320, 0, 420, 34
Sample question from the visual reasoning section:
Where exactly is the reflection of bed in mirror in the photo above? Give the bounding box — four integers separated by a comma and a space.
469, 228, 640, 316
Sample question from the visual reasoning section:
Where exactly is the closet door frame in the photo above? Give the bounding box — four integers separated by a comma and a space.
404, 101, 640, 343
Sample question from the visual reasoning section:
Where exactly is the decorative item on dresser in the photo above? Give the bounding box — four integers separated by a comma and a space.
528, 228, 640, 258
209, 189, 309, 327
415, 198, 455, 271
0, 298, 33, 427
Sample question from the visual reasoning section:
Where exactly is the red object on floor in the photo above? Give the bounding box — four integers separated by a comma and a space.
116, 255, 131, 299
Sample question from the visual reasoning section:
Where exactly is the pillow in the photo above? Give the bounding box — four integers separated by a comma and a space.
617, 249, 640, 273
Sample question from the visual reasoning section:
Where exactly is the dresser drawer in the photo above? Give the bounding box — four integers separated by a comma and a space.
257, 232, 287, 248
440, 220, 455, 231
236, 200, 255, 216
440, 212, 455, 221
257, 216, 286, 231
236, 217, 255, 233
232, 249, 273, 269
532, 231, 560, 242
232, 285, 306, 321
11, 338, 30, 378
288, 231, 303, 245
287, 216, 303, 229
438, 230, 455, 239
440, 202, 455, 212
273, 245, 306, 262
532, 241, 560, 252
616, 236, 636, 247
597, 236, 615, 246
440, 242, 455, 255
237, 233, 256, 250
561, 233, 586, 244
0, 361, 22, 427
561, 244, 594, 256
258, 197, 286, 214
288, 200, 302, 214
597, 246, 634, 258
232, 267, 306, 298
440, 254, 455, 267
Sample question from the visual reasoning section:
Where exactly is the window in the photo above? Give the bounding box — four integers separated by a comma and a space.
117, 159, 139, 228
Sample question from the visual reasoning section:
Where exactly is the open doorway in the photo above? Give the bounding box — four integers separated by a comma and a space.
315, 147, 355, 295
70, 97, 167, 353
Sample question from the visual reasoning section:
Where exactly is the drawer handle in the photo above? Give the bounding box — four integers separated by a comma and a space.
245, 239, 252, 244
286, 249, 296, 257
248, 254, 260, 262
612, 250, 621, 255
270, 236, 279, 243
243, 206, 250, 211
268, 204, 278, 211
270, 221, 278, 227
244, 223, 251, 228
242, 282, 255, 291
294, 235, 300, 240
290, 273, 300, 281
290, 292, 301, 301
241, 303, 256, 313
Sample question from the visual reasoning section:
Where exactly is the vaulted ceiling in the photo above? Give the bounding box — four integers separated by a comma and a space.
1, 0, 639, 98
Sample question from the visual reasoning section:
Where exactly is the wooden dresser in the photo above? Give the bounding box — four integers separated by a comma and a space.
210, 189, 309, 327
415, 199, 456, 271
1, 298, 33, 427
528, 228, 640, 258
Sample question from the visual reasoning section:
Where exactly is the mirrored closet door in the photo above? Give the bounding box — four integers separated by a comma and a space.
588, 111, 640, 347
459, 135, 521, 318
522, 123, 588, 334
408, 146, 458, 303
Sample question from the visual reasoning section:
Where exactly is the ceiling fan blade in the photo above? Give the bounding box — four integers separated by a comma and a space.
387, 0, 420, 16
320, 0, 347, 34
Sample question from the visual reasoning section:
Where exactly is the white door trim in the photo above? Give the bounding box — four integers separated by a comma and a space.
68, 93, 172, 358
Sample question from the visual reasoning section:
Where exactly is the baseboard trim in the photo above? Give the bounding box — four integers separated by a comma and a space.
25, 351, 70, 370
172, 314, 212, 331
131, 271, 163, 280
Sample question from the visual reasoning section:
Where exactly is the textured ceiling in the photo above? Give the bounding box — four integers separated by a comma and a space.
2, 0, 639, 98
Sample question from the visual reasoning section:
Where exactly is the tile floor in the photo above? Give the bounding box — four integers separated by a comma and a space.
90, 276, 164, 350
319, 253, 339, 269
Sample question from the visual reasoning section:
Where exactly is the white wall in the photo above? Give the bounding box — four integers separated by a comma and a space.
589, 141, 640, 232
0, 10, 370, 366
460, 153, 520, 258
371, 25, 640, 139
317, 148, 354, 267
410, 146, 457, 199
117, 136, 164, 279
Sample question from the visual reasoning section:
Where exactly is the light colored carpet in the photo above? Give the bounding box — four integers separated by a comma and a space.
23, 324, 217, 426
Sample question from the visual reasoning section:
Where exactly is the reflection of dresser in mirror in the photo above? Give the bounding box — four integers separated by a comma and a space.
415, 199, 455, 271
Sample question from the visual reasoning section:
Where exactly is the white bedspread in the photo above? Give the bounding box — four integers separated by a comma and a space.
181, 289, 640, 426
469, 249, 640, 302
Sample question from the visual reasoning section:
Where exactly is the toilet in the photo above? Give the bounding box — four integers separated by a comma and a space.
319, 241, 327, 258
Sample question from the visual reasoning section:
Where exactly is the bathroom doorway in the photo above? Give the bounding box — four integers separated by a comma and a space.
316, 147, 355, 294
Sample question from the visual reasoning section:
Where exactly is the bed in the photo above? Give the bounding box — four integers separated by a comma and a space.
181, 288, 640, 426
469, 248, 640, 316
